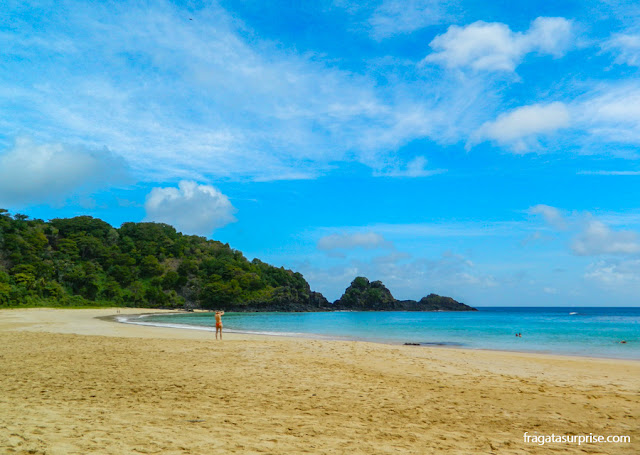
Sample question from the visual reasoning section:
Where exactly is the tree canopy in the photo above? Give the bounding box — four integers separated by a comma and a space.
0, 210, 318, 309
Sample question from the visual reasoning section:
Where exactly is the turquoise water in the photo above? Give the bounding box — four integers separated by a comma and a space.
127, 307, 640, 359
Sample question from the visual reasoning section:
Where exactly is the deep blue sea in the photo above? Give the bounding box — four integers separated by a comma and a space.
124, 307, 640, 359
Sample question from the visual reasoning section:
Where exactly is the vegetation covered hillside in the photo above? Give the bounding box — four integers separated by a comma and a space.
0, 209, 328, 310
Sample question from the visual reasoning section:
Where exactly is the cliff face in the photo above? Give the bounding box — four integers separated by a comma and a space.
222, 290, 332, 312
332, 277, 476, 312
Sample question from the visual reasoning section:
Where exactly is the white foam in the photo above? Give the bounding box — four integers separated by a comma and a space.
119, 318, 214, 332
116, 314, 345, 340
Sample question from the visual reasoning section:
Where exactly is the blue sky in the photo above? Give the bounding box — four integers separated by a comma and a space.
2, 0, 640, 305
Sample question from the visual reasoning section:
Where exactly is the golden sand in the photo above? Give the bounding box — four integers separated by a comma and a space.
0, 308, 638, 454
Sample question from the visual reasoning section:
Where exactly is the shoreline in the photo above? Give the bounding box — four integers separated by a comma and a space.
3, 306, 638, 369
0, 307, 638, 454
115, 309, 640, 363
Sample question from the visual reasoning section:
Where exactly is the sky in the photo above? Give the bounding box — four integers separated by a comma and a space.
1, 0, 640, 306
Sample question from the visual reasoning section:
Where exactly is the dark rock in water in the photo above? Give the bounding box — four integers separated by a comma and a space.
404, 343, 421, 346
399, 294, 477, 312
421, 341, 465, 346
332, 276, 476, 312
332, 277, 396, 310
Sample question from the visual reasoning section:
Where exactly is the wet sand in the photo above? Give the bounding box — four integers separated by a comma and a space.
0, 308, 638, 454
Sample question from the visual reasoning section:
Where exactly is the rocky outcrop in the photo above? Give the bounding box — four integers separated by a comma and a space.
333, 277, 395, 310
332, 277, 476, 311
396, 294, 477, 311
217, 276, 475, 312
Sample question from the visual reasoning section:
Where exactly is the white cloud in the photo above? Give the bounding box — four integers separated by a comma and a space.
0, 137, 127, 206
469, 102, 570, 152
571, 219, 640, 255
603, 33, 640, 66
318, 232, 391, 251
528, 204, 568, 230
525, 16, 574, 57
576, 83, 640, 148
144, 180, 237, 236
581, 86, 640, 123
423, 17, 573, 72
425, 21, 519, 71
374, 156, 446, 177
368, 0, 454, 39
585, 258, 640, 286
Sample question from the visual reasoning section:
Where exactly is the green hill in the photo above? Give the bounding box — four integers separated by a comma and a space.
0, 210, 475, 312
0, 209, 329, 310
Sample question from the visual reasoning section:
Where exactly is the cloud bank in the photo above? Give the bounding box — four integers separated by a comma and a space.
0, 137, 128, 206
0, 0, 465, 182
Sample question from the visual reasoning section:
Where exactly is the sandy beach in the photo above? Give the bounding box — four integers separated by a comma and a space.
0, 309, 638, 454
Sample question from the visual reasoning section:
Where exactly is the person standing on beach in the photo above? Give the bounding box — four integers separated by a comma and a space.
215, 310, 225, 340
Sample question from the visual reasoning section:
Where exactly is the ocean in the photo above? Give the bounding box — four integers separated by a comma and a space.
122, 307, 640, 360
